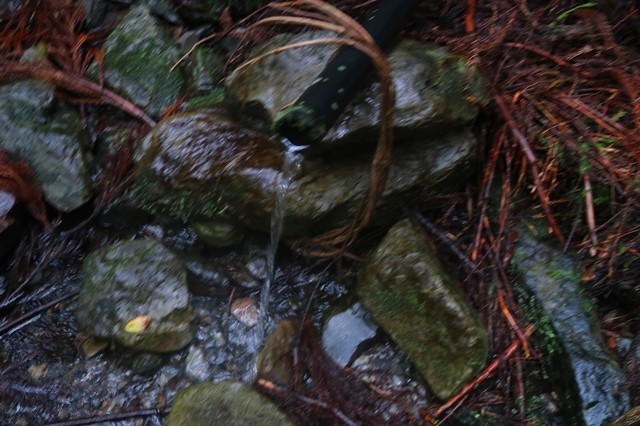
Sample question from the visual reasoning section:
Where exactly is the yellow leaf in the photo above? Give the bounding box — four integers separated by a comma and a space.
124, 315, 152, 333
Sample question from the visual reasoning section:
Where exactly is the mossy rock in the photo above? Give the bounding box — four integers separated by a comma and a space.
97, 5, 186, 118
166, 381, 294, 426
358, 219, 488, 399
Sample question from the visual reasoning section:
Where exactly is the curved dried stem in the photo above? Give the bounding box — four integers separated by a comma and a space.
235, 0, 395, 257
244, 16, 349, 37
298, 0, 374, 44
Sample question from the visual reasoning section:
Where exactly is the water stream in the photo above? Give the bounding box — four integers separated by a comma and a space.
252, 139, 304, 376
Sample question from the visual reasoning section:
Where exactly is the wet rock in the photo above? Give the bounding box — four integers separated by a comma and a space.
191, 218, 246, 247
185, 345, 211, 381
0, 80, 92, 211
225, 31, 489, 144
80, 337, 109, 358
166, 381, 294, 426
191, 47, 224, 94
512, 230, 629, 426
358, 219, 488, 400
256, 319, 299, 386
182, 255, 233, 297
134, 107, 476, 237
133, 107, 282, 225
322, 303, 378, 367
230, 298, 258, 328
96, 5, 185, 118
0, 190, 15, 216
77, 238, 195, 352
181, 89, 225, 111
0, 190, 16, 239
131, 352, 164, 375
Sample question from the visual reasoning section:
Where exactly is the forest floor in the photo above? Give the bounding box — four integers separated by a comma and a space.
1, 0, 639, 424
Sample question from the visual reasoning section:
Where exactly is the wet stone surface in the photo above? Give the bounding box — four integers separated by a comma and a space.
358, 219, 489, 400
134, 107, 477, 238
0, 236, 388, 425
512, 229, 630, 426
77, 238, 195, 353
225, 31, 490, 144
166, 381, 294, 426
0, 79, 93, 212
94, 5, 186, 118
322, 303, 378, 367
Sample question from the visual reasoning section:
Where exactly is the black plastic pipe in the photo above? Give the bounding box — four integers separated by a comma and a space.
274, 0, 419, 147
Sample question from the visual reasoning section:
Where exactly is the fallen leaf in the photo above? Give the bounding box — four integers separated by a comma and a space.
124, 315, 152, 333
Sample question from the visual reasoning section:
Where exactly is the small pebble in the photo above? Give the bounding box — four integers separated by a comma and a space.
231, 298, 258, 328
28, 363, 48, 380
185, 345, 210, 381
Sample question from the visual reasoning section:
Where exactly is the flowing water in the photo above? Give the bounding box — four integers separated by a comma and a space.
252, 139, 305, 375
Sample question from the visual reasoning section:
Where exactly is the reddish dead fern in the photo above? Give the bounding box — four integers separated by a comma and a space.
0, 150, 50, 229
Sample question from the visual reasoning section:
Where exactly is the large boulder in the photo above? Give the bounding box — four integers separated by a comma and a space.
0, 80, 92, 212
77, 238, 195, 352
134, 108, 476, 237
358, 219, 488, 399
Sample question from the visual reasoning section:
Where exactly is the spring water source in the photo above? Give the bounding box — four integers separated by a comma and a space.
251, 138, 305, 376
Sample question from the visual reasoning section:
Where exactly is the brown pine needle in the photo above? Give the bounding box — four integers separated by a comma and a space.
434, 324, 535, 418
0, 60, 156, 127
583, 174, 598, 257
494, 93, 565, 244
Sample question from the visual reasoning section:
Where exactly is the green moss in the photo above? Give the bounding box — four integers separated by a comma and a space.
548, 267, 580, 283
134, 176, 228, 222
98, 6, 185, 117
273, 104, 315, 130
184, 89, 225, 110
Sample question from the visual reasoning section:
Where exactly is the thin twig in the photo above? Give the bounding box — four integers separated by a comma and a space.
434, 324, 535, 418
414, 212, 479, 275
583, 174, 598, 256
0, 60, 156, 127
0, 290, 79, 336
494, 93, 565, 244
256, 378, 358, 426
43, 407, 169, 426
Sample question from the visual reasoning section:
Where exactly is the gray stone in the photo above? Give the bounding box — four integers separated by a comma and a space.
0, 80, 92, 212
134, 108, 476, 237
0, 190, 15, 217
192, 219, 246, 247
185, 345, 211, 381
358, 219, 488, 399
225, 31, 489, 144
97, 5, 186, 118
166, 381, 294, 426
77, 238, 195, 352
322, 303, 378, 366
131, 352, 164, 375
191, 47, 224, 94
513, 230, 629, 426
